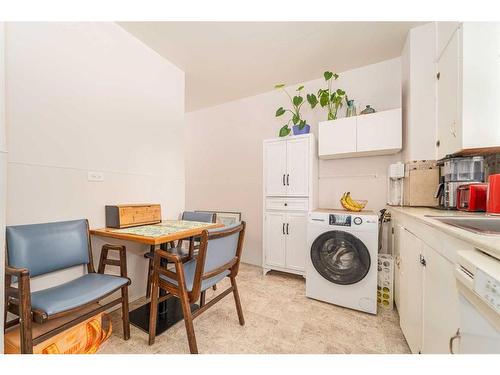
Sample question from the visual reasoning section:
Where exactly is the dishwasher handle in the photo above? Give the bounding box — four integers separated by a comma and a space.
449, 329, 461, 354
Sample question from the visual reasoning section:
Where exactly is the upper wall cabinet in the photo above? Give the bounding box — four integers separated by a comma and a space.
436, 22, 500, 159
319, 108, 402, 159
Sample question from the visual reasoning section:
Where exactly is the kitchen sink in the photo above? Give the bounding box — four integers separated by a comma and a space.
425, 215, 500, 235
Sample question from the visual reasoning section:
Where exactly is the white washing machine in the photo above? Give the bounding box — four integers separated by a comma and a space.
306, 209, 378, 314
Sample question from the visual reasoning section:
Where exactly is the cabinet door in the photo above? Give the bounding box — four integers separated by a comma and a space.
437, 28, 462, 159
398, 228, 424, 354
285, 212, 307, 272
286, 137, 309, 196
393, 224, 402, 309
318, 117, 357, 158
264, 212, 286, 268
356, 109, 402, 154
264, 140, 287, 196
422, 243, 460, 353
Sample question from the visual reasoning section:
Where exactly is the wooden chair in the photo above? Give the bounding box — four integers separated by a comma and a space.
144, 211, 216, 298
4, 219, 131, 354
148, 221, 246, 354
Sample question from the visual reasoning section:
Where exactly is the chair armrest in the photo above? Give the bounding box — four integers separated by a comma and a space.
98, 244, 128, 278
155, 249, 182, 264
6, 265, 30, 277
153, 249, 189, 291
5, 265, 32, 319
5, 265, 30, 298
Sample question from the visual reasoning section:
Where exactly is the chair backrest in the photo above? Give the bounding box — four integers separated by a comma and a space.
192, 222, 245, 296
182, 211, 216, 223
6, 219, 91, 277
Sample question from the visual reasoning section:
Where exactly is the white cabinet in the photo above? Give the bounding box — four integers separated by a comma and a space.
263, 140, 287, 196
286, 138, 309, 196
318, 117, 356, 157
437, 28, 461, 159
285, 212, 308, 271
422, 242, 460, 354
393, 219, 461, 354
262, 133, 317, 276
319, 108, 401, 159
263, 211, 307, 273
356, 109, 402, 154
263, 211, 286, 268
263, 134, 313, 197
436, 22, 500, 159
398, 227, 424, 354
401, 22, 438, 162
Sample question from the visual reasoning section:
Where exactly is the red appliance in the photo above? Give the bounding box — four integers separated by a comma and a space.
487, 174, 500, 215
456, 183, 488, 212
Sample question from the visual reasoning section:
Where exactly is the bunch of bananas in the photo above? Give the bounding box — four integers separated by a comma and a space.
340, 192, 367, 212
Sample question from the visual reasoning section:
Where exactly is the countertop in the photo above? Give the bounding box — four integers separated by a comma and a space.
388, 206, 500, 259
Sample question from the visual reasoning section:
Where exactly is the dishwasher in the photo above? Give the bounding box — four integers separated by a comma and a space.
453, 249, 500, 353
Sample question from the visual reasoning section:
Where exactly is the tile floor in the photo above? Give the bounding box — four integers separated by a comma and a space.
100, 264, 410, 354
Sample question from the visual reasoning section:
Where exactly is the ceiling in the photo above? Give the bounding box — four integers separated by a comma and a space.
119, 22, 423, 112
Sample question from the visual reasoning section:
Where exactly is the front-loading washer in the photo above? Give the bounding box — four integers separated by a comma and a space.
306, 209, 378, 314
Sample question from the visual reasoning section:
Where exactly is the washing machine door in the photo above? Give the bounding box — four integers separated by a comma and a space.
310, 230, 371, 285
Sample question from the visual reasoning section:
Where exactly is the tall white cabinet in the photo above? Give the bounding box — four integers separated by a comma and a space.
436, 22, 500, 159
262, 134, 317, 276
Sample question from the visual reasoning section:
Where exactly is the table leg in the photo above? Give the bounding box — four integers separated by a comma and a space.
129, 243, 199, 336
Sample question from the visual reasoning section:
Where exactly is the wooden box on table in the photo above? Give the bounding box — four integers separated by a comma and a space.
105, 204, 161, 228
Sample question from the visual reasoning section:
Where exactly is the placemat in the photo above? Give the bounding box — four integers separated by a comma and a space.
110, 220, 211, 238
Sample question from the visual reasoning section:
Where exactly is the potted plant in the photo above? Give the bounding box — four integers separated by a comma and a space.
307, 71, 346, 120
274, 84, 310, 137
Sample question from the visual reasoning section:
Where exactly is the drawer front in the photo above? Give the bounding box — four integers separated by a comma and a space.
265, 198, 309, 211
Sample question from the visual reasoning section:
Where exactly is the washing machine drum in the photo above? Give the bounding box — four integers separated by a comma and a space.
310, 230, 371, 285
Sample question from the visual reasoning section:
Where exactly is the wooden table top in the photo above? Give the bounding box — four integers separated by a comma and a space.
90, 220, 223, 245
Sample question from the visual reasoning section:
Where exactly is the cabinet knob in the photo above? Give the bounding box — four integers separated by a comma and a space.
284, 203, 288, 206
436, 140, 440, 147
436, 72, 441, 80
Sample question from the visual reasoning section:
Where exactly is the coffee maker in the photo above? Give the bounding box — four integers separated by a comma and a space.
436, 156, 485, 209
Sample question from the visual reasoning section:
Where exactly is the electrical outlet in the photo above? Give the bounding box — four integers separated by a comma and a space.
87, 171, 104, 182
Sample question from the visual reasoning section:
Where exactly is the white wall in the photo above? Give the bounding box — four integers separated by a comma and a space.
0, 21, 6, 353
185, 58, 402, 266
401, 22, 437, 161
5, 23, 185, 301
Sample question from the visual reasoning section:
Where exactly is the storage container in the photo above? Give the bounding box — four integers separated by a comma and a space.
443, 156, 484, 182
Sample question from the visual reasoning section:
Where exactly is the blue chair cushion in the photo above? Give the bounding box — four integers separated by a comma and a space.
160, 258, 229, 293
182, 211, 214, 223
31, 273, 129, 316
6, 219, 90, 277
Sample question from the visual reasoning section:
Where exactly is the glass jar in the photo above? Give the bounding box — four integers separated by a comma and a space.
346, 100, 356, 117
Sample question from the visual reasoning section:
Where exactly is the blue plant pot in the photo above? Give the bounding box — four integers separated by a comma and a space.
292, 124, 310, 135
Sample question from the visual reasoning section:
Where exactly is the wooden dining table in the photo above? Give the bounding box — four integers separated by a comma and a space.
90, 220, 223, 336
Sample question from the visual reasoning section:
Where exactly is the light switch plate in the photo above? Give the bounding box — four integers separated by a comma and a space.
87, 171, 104, 182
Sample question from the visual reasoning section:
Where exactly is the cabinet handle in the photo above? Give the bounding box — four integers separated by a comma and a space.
282, 223, 285, 235
449, 329, 461, 354
286, 223, 289, 235
283, 174, 286, 186
286, 174, 289, 186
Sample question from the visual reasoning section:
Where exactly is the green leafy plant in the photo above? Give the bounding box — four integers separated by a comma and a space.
274, 84, 308, 137
307, 71, 346, 120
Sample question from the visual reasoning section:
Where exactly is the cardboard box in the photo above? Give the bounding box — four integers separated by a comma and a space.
403, 161, 439, 207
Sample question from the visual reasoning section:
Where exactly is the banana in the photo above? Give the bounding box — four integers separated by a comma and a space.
340, 192, 366, 212
345, 192, 365, 210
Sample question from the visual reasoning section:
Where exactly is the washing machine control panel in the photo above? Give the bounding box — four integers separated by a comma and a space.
329, 214, 351, 226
